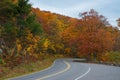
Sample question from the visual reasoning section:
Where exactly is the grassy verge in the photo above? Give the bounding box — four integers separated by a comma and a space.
99, 51, 120, 66
83, 51, 120, 67
0, 54, 64, 80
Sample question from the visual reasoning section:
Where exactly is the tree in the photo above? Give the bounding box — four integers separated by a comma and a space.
62, 9, 114, 60
77, 9, 113, 60
0, 0, 15, 25
15, 0, 32, 37
0, 0, 44, 67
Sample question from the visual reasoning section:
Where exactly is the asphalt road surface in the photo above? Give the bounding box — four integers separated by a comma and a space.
10, 58, 120, 80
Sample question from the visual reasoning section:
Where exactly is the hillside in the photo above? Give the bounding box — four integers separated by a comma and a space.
0, 0, 120, 79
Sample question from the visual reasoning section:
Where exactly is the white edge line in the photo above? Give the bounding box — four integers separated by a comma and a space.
75, 67, 91, 80
8, 60, 56, 80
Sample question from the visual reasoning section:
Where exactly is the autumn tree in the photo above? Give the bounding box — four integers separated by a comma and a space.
0, 0, 44, 67
78, 9, 114, 60
62, 9, 114, 60
1, 0, 119, 67
32, 8, 66, 54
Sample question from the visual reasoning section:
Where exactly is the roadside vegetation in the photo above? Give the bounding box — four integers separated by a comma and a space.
0, 54, 64, 80
101, 51, 120, 64
0, 0, 120, 79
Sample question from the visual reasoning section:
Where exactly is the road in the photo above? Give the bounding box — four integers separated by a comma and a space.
10, 58, 120, 80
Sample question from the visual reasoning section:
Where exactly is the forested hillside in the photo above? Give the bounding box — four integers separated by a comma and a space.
0, 0, 120, 69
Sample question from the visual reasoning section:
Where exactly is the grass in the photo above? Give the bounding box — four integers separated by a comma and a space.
91, 51, 120, 66
108, 51, 120, 63
0, 54, 64, 80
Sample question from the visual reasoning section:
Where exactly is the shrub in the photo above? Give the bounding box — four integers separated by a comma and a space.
108, 51, 120, 63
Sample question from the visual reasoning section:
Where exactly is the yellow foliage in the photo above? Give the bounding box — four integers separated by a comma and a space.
51, 44, 56, 52
56, 44, 64, 49
65, 48, 71, 53
15, 31, 41, 58
27, 46, 31, 52
34, 36, 40, 43
101, 52, 109, 62
43, 39, 50, 48
17, 44, 22, 52
27, 33, 33, 41
16, 39, 22, 53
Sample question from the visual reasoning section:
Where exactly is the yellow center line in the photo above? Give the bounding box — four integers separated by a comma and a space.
36, 61, 71, 80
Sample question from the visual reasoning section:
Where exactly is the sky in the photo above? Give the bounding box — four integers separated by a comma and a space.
29, 0, 120, 27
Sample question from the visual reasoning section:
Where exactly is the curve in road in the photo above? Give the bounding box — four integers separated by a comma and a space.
9, 58, 120, 80
36, 61, 71, 80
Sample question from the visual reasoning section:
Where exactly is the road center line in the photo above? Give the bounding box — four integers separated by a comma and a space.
75, 67, 91, 80
36, 61, 71, 80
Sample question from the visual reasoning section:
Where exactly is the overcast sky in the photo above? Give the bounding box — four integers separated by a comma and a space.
29, 0, 120, 27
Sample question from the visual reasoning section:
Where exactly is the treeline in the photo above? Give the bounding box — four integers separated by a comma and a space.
0, 0, 120, 67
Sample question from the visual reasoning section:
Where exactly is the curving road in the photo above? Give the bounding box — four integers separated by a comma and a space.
10, 58, 120, 80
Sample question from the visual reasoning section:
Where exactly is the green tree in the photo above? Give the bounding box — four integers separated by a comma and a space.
15, 0, 32, 37
14, 0, 43, 36
0, 0, 15, 25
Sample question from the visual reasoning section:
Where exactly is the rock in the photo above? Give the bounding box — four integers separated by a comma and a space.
0, 48, 2, 54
